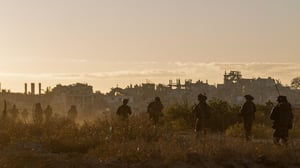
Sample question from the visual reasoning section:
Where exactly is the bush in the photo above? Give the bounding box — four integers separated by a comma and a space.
225, 123, 273, 139
164, 99, 242, 132
208, 98, 240, 131
164, 101, 194, 130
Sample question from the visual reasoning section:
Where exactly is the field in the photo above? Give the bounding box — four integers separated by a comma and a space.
0, 101, 300, 168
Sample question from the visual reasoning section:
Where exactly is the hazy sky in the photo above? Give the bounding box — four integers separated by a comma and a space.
0, 0, 300, 93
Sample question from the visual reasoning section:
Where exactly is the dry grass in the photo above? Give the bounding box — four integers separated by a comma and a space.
0, 113, 300, 168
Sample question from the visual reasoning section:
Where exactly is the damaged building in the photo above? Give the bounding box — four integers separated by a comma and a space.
1, 71, 300, 116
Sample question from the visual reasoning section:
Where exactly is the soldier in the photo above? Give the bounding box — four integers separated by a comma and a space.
270, 96, 293, 145
2, 100, 7, 119
116, 99, 132, 119
32, 103, 43, 124
192, 94, 211, 135
240, 94, 256, 141
68, 105, 78, 121
21, 108, 29, 122
10, 104, 19, 122
44, 105, 53, 122
147, 97, 164, 125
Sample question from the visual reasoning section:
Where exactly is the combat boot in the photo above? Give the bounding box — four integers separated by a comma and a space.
273, 137, 280, 145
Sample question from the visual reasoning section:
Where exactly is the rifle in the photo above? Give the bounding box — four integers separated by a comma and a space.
274, 83, 281, 96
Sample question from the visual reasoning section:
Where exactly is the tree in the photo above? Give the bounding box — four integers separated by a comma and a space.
291, 77, 300, 89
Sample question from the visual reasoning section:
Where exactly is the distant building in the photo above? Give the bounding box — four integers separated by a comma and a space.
1, 71, 300, 116
51, 83, 94, 113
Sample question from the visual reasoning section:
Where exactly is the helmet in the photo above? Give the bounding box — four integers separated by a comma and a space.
123, 98, 129, 104
277, 95, 287, 102
244, 94, 254, 100
198, 94, 207, 101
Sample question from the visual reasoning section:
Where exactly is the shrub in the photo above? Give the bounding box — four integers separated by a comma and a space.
225, 123, 274, 139
164, 101, 194, 130
208, 98, 240, 131
164, 99, 242, 132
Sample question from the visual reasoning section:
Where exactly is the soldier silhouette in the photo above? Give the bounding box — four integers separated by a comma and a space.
21, 108, 29, 122
10, 104, 19, 122
270, 96, 293, 145
192, 94, 211, 136
2, 100, 7, 120
116, 99, 132, 119
32, 103, 43, 124
240, 94, 256, 141
147, 97, 164, 126
44, 105, 53, 122
68, 105, 78, 121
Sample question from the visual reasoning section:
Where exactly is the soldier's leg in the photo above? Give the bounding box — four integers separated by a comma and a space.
194, 119, 199, 132
273, 129, 281, 145
248, 120, 254, 141
244, 120, 251, 141
195, 119, 202, 138
203, 120, 208, 135
282, 138, 288, 146
273, 137, 280, 145
149, 115, 155, 126
154, 116, 159, 126
281, 128, 289, 145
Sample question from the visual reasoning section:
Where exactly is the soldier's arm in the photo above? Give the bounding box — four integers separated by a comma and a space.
240, 103, 246, 115
253, 103, 257, 113
206, 104, 211, 118
128, 106, 132, 115
147, 102, 152, 113
270, 106, 278, 120
192, 104, 198, 114
289, 104, 294, 120
116, 107, 121, 115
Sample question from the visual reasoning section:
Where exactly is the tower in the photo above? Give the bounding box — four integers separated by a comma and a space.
31, 83, 35, 95
38, 83, 42, 95
24, 83, 28, 94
